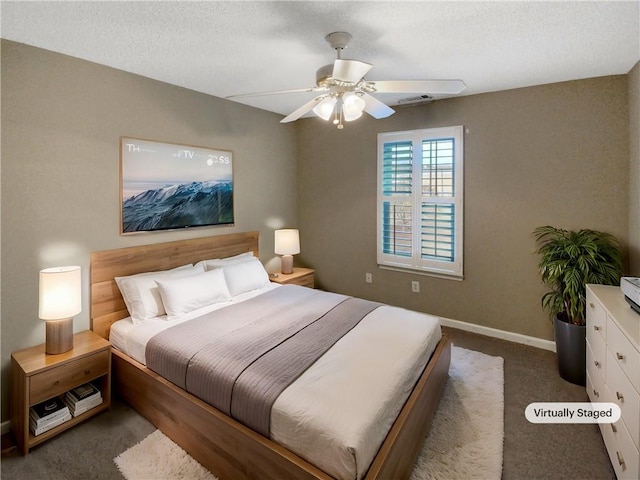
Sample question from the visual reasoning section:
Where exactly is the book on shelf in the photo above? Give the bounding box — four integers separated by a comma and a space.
29, 409, 70, 430
65, 382, 101, 406
68, 382, 100, 401
63, 394, 103, 417
29, 397, 70, 428
30, 412, 72, 436
29, 409, 68, 429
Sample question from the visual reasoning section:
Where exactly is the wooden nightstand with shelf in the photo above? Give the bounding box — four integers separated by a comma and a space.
269, 267, 315, 288
10, 330, 111, 455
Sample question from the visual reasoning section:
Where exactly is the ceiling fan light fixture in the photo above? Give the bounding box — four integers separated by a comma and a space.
229, 31, 465, 130
344, 110, 363, 122
343, 93, 365, 121
312, 97, 337, 121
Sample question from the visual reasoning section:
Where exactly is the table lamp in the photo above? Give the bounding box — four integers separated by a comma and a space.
274, 229, 300, 275
39, 266, 81, 354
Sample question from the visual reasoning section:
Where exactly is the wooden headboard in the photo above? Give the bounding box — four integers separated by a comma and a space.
90, 231, 259, 340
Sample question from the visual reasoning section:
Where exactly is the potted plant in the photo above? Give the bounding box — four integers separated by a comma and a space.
533, 226, 623, 386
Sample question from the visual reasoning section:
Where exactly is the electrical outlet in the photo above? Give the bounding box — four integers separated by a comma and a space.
365, 273, 373, 284
411, 280, 420, 293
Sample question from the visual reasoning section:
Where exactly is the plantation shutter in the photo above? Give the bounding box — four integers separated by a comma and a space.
377, 127, 464, 278
382, 141, 413, 257
421, 138, 456, 262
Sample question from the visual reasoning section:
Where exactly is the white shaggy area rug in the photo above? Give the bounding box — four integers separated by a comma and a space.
114, 346, 504, 480
410, 346, 504, 479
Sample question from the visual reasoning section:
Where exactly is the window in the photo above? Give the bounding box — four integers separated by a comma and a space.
377, 126, 464, 278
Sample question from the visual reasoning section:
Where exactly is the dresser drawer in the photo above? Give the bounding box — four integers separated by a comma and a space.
587, 370, 608, 437
29, 350, 109, 405
607, 316, 640, 392
587, 369, 606, 410
586, 289, 607, 342
603, 414, 640, 480
587, 334, 606, 378
587, 343, 606, 402
606, 350, 640, 450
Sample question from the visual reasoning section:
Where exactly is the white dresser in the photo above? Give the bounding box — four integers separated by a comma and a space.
586, 284, 640, 480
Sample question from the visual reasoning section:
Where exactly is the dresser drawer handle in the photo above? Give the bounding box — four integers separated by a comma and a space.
593, 388, 599, 398
53, 380, 60, 386
616, 391, 624, 402
616, 451, 625, 469
593, 325, 600, 331
593, 360, 600, 368
589, 303, 595, 309
616, 353, 625, 361
611, 423, 617, 433
84, 369, 91, 375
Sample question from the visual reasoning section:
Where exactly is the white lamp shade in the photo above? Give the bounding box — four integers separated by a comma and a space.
39, 266, 82, 320
312, 97, 337, 121
274, 229, 300, 255
343, 93, 365, 121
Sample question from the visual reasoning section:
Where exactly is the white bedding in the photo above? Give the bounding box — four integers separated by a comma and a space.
110, 283, 280, 364
110, 283, 442, 480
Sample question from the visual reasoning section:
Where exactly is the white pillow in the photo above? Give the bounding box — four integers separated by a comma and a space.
156, 269, 231, 320
223, 257, 270, 296
115, 264, 205, 322
195, 251, 255, 271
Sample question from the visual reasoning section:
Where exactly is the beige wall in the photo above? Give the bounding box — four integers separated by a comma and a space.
629, 61, 640, 275
0, 40, 298, 421
297, 76, 630, 342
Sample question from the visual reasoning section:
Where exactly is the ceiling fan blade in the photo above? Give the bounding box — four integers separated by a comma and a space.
280, 96, 326, 123
369, 80, 466, 94
226, 87, 323, 99
333, 59, 373, 84
361, 93, 395, 119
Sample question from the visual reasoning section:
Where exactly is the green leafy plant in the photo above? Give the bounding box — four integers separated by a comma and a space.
533, 226, 623, 325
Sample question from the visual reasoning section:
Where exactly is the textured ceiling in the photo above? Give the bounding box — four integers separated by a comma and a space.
2, 1, 639, 119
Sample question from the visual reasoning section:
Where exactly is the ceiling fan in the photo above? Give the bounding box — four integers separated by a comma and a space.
227, 32, 466, 129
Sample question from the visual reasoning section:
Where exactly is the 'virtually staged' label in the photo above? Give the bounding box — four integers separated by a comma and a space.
525, 402, 621, 423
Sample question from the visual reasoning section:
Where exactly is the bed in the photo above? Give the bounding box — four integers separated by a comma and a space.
90, 231, 451, 480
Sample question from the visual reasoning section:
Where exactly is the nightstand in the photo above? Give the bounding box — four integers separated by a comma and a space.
10, 330, 111, 454
269, 267, 315, 288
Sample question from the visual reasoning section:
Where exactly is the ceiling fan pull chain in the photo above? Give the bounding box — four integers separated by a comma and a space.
333, 96, 344, 129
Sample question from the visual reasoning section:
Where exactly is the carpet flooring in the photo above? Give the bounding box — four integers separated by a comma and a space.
1, 326, 615, 480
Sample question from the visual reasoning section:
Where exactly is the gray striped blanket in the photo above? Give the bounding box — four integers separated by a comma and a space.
146, 285, 380, 436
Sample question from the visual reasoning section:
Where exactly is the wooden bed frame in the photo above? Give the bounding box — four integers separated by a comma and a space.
90, 231, 451, 480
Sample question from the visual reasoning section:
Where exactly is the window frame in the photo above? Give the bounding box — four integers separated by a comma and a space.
377, 125, 464, 279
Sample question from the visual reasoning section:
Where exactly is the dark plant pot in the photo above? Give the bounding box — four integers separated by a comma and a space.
554, 314, 586, 386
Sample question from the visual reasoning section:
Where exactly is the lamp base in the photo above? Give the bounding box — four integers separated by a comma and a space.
280, 255, 294, 275
45, 318, 73, 355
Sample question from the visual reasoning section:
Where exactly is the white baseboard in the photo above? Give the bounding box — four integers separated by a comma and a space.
439, 316, 556, 352
1, 420, 10, 435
